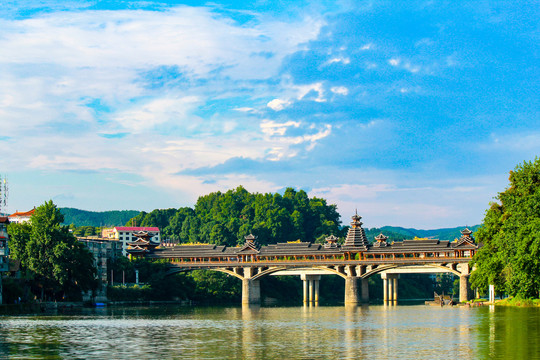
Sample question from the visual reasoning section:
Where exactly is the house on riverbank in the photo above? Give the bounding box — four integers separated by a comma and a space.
0, 217, 10, 304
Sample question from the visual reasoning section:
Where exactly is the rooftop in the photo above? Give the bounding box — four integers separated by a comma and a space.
9, 208, 35, 217
115, 226, 160, 232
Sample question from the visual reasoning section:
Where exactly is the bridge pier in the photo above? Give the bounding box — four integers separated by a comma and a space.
459, 275, 470, 303
381, 273, 399, 304
344, 276, 360, 305
301, 274, 320, 304
361, 278, 369, 303
242, 278, 261, 304
458, 263, 471, 303
242, 267, 261, 305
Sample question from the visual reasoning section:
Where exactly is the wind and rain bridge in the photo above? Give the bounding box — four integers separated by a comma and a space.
127, 214, 478, 305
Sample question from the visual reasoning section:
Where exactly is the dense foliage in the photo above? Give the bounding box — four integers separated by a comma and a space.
127, 186, 343, 246
70, 225, 102, 237
8, 201, 97, 301
107, 259, 241, 303
471, 158, 540, 298
60, 208, 139, 227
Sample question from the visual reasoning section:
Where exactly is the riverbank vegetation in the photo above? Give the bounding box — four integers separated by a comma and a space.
6, 201, 97, 301
471, 158, 540, 299
495, 297, 540, 307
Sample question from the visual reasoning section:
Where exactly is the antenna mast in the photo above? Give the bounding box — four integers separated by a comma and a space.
0, 175, 7, 216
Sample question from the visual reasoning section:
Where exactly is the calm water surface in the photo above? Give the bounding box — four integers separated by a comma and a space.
0, 304, 539, 359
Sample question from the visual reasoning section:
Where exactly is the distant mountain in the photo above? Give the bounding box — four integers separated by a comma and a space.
371, 224, 482, 241
60, 208, 140, 227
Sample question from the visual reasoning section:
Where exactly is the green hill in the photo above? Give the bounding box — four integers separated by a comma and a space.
60, 208, 140, 227
375, 225, 482, 241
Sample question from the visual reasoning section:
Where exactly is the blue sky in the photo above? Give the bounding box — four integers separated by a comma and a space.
0, 1, 538, 228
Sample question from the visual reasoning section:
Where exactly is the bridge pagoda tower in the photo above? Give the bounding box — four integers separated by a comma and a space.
342, 213, 369, 253
342, 213, 370, 305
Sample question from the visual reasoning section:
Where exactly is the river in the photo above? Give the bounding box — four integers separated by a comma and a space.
0, 304, 539, 359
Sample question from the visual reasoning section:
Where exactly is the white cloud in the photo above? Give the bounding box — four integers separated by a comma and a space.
388, 58, 400, 66
0, 5, 326, 177
267, 98, 292, 111
324, 57, 350, 66
403, 62, 421, 73
233, 107, 257, 113
331, 86, 349, 95
112, 96, 201, 132
295, 82, 326, 102
360, 43, 372, 50
260, 120, 300, 136
0, 8, 323, 80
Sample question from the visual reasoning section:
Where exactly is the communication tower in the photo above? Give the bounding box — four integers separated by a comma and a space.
0, 175, 8, 216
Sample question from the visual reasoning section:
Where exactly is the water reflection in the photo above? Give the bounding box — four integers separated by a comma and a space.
476, 306, 540, 359
1, 305, 540, 359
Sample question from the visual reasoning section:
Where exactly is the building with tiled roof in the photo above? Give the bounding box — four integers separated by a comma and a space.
102, 226, 161, 256
8, 208, 35, 224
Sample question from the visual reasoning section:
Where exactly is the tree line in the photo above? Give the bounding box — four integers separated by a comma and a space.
7, 201, 96, 301
127, 186, 343, 246
60, 208, 139, 227
471, 157, 540, 299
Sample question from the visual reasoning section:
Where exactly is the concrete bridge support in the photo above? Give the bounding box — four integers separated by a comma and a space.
361, 278, 369, 303
241, 267, 261, 305
458, 263, 471, 303
242, 279, 260, 304
301, 274, 321, 304
344, 276, 360, 305
459, 275, 470, 303
381, 273, 399, 304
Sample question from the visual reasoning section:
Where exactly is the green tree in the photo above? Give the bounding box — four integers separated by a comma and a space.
124, 186, 342, 246
470, 158, 540, 298
8, 200, 97, 300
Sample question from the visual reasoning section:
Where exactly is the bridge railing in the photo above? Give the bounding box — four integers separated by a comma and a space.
155, 253, 474, 267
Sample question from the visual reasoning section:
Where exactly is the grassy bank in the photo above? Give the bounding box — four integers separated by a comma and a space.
495, 297, 540, 307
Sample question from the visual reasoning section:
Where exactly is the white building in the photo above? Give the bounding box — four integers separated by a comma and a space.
8, 208, 35, 224
102, 226, 160, 256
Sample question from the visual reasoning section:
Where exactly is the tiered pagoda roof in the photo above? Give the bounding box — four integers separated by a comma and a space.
456, 228, 475, 246
126, 231, 160, 255
341, 213, 369, 251
373, 233, 388, 247
324, 235, 339, 249
238, 234, 261, 254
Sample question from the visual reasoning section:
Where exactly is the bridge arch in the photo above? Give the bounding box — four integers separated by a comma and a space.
361, 263, 462, 279
166, 266, 245, 280
250, 265, 347, 280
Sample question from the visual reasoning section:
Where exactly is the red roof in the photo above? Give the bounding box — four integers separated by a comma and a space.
9, 209, 35, 217
0, 216, 9, 224
114, 227, 160, 232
